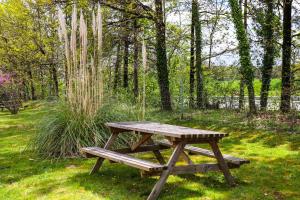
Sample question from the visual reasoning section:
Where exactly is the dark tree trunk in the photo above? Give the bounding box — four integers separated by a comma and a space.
133, 20, 139, 98
229, 0, 257, 114
192, 0, 204, 109
123, 37, 129, 88
114, 44, 122, 90
238, 79, 245, 109
28, 67, 36, 100
51, 64, 59, 97
189, 17, 195, 108
260, 0, 275, 111
155, 0, 172, 110
280, 0, 293, 113
39, 66, 45, 99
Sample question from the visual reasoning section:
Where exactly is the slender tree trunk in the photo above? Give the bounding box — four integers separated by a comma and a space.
40, 66, 45, 99
28, 66, 36, 100
123, 37, 129, 88
229, 0, 257, 114
114, 44, 122, 90
280, 0, 293, 113
51, 64, 59, 97
133, 20, 139, 98
238, 80, 245, 109
192, 0, 204, 109
189, 17, 195, 108
260, 0, 275, 111
155, 0, 172, 110
238, 0, 248, 110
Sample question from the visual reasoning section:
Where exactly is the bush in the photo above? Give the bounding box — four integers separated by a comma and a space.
30, 101, 137, 158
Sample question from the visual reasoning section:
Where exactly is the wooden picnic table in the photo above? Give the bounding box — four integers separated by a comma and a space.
81, 121, 249, 200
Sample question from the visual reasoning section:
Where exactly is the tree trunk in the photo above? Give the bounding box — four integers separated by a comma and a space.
280, 0, 293, 113
238, 0, 248, 110
190, 12, 196, 108
260, 0, 275, 111
192, 0, 204, 109
39, 66, 45, 99
133, 20, 139, 98
229, 0, 257, 114
123, 37, 129, 88
28, 66, 36, 100
155, 0, 172, 110
238, 79, 245, 109
51, 64, 59, 97
189, 16, 195, 108
114, 44, 122, 90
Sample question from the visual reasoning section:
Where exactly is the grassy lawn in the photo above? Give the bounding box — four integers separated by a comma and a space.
0, 102, 300, 200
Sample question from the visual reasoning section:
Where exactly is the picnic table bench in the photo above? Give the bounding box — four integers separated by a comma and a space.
81, 122, 249, 200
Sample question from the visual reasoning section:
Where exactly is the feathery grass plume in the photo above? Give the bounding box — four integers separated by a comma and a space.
141, 40, 147, 120
57, 5, 104, 118
57, 7, 70, 83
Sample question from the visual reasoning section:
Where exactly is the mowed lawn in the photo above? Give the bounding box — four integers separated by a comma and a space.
0, 103, 300, 200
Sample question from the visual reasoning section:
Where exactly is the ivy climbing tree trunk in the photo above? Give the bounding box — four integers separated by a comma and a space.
260, 0, 275, 111
192, 0, 205, 109
155, 0, 172, 110
229, 0, 257, 114
238, 0, 248, 110
189, 15, 195, 108
280, 0, 293, 113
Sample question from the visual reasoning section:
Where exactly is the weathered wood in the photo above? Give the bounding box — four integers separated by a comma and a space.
116, 144, 170, 154
131, 133, 152, 151
147, 141, 186, 200
106, 122, 228, 139
148, 138, 166, 164
209, 140, 236, 186
89, 133, 118, 174
81, 147, 166, 172
165, 138, 193, 165
141, 163, 240, 176
159, 140, 250, 166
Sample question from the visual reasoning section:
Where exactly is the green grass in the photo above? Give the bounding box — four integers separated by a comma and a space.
0, 102, 300, 200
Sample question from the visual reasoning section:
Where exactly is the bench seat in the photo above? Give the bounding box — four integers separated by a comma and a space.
81, 147, 166, 172
158, 140, 250, 166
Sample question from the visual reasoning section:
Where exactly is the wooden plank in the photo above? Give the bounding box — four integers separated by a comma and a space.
81, 147, 166, 172
142, 163, 240, 176
106, 122, 228, 139
89, 133, 118, 174
209, 141, 236, 186
147, 141, 186, 200
158, 140, 250, 166
115, 144, 170, 154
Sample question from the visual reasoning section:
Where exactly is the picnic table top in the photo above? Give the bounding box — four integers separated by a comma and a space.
105, 121, 228, 139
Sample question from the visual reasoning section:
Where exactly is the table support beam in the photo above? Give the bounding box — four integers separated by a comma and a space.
209, 140, 236, 186
147, 141, 186, 200
90, 133, 118, 174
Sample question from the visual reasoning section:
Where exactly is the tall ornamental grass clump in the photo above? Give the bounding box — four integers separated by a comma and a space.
31, 102, 134, 158
31, 5, 127, 158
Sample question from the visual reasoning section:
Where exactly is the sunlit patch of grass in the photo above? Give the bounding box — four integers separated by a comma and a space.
0, 102, 299, 199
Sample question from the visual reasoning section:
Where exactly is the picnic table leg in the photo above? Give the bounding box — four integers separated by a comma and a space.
148, 138, 166, 164
90, 133, 118, 175
147, 140, 186, 200
209, 140, 236, 186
